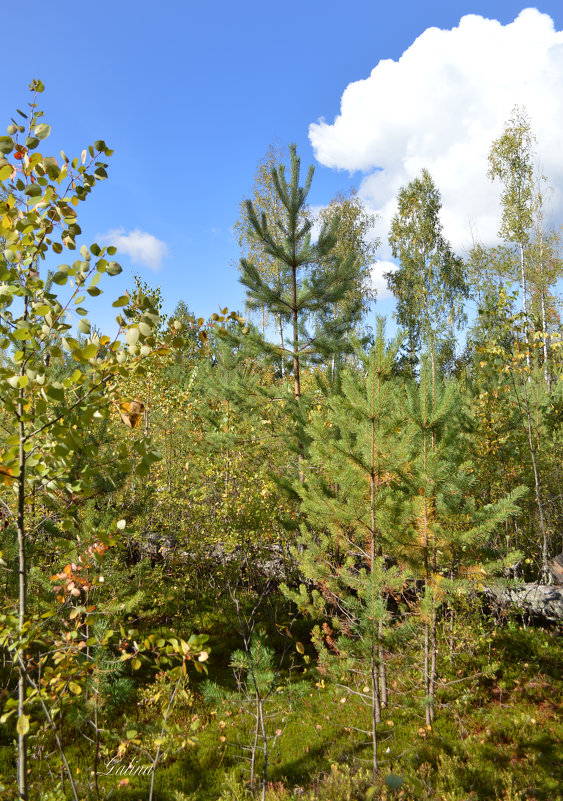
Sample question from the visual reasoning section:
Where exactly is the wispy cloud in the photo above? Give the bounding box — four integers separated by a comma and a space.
309, 8, 563, 256
100, 228, 168, 271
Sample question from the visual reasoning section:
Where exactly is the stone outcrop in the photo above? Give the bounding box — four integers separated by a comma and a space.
483, 582, 563, 622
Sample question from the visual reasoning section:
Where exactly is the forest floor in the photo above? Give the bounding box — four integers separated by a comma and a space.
12, 607, 561, 801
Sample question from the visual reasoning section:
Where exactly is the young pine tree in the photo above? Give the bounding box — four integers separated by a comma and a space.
283, 321, 410, 778
401, 361, 525, 725
239, 144, 364, 404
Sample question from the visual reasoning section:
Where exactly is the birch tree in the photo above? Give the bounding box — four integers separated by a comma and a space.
387, 169, 467, 375
488, 106, 535, 367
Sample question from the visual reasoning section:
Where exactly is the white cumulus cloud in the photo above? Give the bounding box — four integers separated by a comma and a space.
371, 260, 396, 299
309, 8, 563, 257
100, 228, 168, 271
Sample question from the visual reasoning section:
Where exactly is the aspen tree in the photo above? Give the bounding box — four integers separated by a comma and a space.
0, 83, 179, 799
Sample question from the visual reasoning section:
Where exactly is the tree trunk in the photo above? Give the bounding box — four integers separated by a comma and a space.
17, 409, 28, 801
278, 316, 285, 378
520, 241, 531, 371
540, 289, 549, 389
17, 299, 28, 801
291, 262, 303, 482
250, 700, 259, 789
371, 650, 379, 780
521, 378, 550, 583
423, 621, 432, 727
378, 620, 387, 708
291, 267, 300, 403
534, 189, 549, 389
429, 607, 437, 724
259, 694, 268, 801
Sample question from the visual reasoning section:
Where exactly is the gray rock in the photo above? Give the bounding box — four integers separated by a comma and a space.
483, 582, 563, 622
549, 553, 563, 586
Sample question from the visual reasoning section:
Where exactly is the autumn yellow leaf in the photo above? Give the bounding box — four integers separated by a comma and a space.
0, 465, 14, 486
117, 399, 145, 428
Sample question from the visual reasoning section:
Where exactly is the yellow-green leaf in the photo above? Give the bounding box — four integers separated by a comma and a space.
17, 714, 30, 736
81, 343, 97, 359
126, 328, 140, 346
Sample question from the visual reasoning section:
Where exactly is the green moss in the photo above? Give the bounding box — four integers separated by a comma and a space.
14, 601, 562, 801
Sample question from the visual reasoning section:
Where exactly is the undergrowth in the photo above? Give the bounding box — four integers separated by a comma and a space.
13, 607, 561, 801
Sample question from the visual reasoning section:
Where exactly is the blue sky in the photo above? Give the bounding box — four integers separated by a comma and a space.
3, 1, 563, 333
